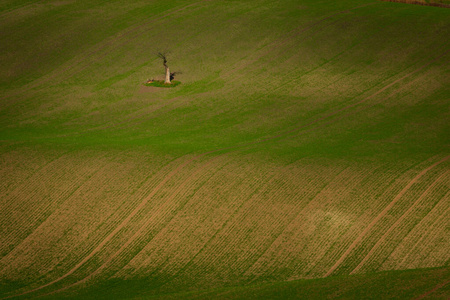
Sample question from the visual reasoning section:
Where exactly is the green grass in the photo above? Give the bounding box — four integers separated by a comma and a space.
144, 80, 181, 88
381, 0, 450, 8
1, 0, 449, 299
32, 267, 450, 299
1, 0, 448, 159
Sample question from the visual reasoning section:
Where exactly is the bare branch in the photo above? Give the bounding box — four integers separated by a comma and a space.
157, 52, 166, 60
157, 52, 169, 67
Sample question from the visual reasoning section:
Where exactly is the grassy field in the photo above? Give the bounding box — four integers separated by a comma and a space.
381, 0, 450, 8
20, 267, 447, 299
1, 0, 449, 299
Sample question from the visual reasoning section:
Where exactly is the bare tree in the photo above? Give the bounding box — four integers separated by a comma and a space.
157, 52, 171, 84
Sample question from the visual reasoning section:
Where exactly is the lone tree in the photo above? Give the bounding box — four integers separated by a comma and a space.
155, 52, 181, 85
157, 52, 172, 84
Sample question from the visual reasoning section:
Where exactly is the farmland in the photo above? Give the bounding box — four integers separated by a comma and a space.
381, 0, 450, 8
1, 0, 449, 299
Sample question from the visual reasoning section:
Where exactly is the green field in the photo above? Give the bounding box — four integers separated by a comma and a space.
382, 0, 450, 8
1, 0, 449, 299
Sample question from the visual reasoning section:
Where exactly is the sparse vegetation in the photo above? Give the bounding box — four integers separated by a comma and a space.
1, 0, 449, 299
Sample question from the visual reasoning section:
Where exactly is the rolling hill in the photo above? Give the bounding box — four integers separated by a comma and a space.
1, 0, 449, 299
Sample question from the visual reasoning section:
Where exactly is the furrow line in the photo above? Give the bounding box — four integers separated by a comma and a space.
15, 155, 180, 289
270, 48, 450, 142
314, 161, 427, 275
37, 154, 226, 298
157, 169, 283, 290
275, 164, 379, 280
0, 151, 107, 257
219, 164, 339, 281
0, 150, 73, 203
306, 162, 413, 276
265, 15, 449, 102
416, 205, 450, 268
218, 160, 309, 278
128, 157, 233, 276
324, 155, 450, 277
121, 170, 246, 280
286, 166, 378, 279
396, 194, 450, 269
413, 279, 450, 300
298, 166, 388, 279
365, 171, 450, 272
319, 158, 442, 276
242, 164, 351, 281
224, 17, 345, 84
0, 155, 114, 271
351, 171, 449, 274
221, 2, 380, 79
60, 44, 449, 170
0, 148, 53, 194
110, 155, 229, 276
247, 163, 352, 281
141, 158, 273, 284
208, 48, 450, 159
2, 154, 203, 299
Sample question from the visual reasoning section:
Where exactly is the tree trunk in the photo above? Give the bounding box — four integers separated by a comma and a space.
165, 66, 171, 84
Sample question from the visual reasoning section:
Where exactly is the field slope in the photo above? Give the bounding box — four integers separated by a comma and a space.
1, 0, 449, 299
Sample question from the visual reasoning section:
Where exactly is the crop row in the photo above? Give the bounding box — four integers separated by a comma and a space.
2, 150, 449, 299
0, 150, 185, 298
